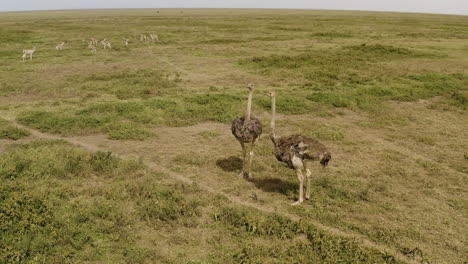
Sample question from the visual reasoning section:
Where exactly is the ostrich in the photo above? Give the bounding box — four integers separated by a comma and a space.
231, 84, 263, 179
265, 92, 331, 205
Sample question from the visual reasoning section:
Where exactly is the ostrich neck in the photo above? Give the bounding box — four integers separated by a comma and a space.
270, 96, 277, 140
244, 90, 253, 122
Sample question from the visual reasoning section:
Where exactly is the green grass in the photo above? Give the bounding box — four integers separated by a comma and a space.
0, 118, 30, 140
16, 93, 247, 137
0, 140, 404, 263
216, 206, 400, 263
239, 43, 466, 117
0, 8, 467, 264
241, 47, 466, 112
0, 140, 203, 263
76, 69, 181, 99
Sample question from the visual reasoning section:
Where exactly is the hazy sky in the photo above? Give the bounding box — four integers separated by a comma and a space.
1, 0, 467, 15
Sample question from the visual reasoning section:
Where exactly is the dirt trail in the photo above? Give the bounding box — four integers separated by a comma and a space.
7, 119, 418, 264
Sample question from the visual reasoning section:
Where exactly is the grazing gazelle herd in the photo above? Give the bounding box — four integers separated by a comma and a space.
21, 33, 160, 61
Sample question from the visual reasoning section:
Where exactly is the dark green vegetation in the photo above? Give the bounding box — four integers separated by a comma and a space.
15, 93, 246, 138
0, 118, 30, 140
240, 45, 465, 110
0, 140, 197, 263
216, 206, 399, 263
0, 9, 467, 264
1, 140, 400, 263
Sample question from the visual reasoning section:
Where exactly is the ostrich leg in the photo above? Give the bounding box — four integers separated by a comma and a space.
246, 138, 257, 180
292, 169, 304, 206
239, 141, 246, 178
305, 162, 312, 200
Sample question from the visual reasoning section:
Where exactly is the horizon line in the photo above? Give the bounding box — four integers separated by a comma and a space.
0, 7, 466, 16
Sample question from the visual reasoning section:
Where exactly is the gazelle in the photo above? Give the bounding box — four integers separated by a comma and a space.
22, 46, 36, 62
90, 38, 98, 45
56, 42, 65, 51
139, 34, 147, 41
101, 39, 111, 49
150, 34, 159, 41
122, 37, 129, 46
89, 45, 97, 54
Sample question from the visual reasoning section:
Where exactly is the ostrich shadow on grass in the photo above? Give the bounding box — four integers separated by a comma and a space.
250, 177, 297, 195
216, 156, 243, 172
216, 156, 297, 195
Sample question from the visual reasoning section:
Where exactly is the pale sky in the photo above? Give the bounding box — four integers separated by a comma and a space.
1, 0, 467, 15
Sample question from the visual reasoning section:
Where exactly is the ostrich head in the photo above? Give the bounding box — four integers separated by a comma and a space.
246, 83, 255, 91
264, 91, 276, 97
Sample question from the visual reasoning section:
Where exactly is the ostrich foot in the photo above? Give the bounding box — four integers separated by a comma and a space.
238, 171, 245, 178
305, 194, 310, 200
291, 200, 303, 206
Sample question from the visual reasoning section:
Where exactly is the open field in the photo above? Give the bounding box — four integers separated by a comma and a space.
0, 8, 467, 263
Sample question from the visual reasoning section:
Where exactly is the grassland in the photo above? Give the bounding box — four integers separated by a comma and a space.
0, 8, 467, 264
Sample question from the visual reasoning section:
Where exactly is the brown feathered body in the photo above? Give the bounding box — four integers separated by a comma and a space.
271, 134, 331, 169
231, 117, 263, 143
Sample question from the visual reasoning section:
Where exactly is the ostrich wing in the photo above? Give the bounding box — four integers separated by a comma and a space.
275, 135, 331, 168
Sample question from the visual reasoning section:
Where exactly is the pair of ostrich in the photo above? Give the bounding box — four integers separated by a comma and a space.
231, 84, 331, 205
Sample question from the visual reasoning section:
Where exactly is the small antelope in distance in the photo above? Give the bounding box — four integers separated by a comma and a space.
87, 42, 95, 52
87, 41, 97, 54
150, 33, 159, 41
90, 37, 98, 45
139, 34, 147, 41
122, 37, 129, 46
101, 39, 111, 49
56, 42, 65, 51
22, 46, 36, 62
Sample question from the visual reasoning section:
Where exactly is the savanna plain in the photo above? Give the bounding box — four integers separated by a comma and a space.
0, 8, 467, 264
